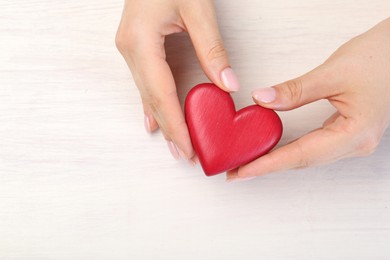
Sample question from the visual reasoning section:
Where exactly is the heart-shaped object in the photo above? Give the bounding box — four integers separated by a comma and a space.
185, 83, 283, 176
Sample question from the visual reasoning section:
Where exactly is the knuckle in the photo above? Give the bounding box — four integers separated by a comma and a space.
147, 94, 163, 113
145, 89, 179, 136
297, 157, 310, 169
295, 141, 310, 169
284, 79, 303, 104
115, 31, 127, 54
356, 135, 380, 156
165, 119, 186, 138
115, 27, 138, 55
147, 88, 176, 110
146, 95, 166, 131
207, 39, 227, 61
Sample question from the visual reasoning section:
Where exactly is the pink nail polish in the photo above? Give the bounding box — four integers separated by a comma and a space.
187, 155, 199, 167
221, 67, 240, 92
240, 177, 257, 181
175, 145, 197, 166
191, 155, 199, 165
175, 145, 187, 160
252, 88, 276, 103
227, 176, 256, 183
144, 115, 152, 133
167, 141, 180, 160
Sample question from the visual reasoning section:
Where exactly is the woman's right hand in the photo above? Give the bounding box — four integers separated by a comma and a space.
115, 0, 240, 162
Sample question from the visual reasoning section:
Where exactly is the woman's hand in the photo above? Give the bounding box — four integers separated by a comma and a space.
228, 18, 390, 181
116, 0, 240, 162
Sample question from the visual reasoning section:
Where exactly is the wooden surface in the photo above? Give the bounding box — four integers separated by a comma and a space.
1, 0, 390, 259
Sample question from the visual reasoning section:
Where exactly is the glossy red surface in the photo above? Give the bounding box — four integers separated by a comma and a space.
185, 83, 283, 176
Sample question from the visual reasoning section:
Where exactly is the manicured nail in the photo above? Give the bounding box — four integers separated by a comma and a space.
227, 176, 257, 183
167, 141, 180, 160
252, 87, 276, 103
240, 177, 257, 181
176, 146, 197, 166
221, 67, 240, 92
175, 145, 187, 160
144, 115, 152, 133
188, 159, 196, 167
188, 155, 198, 167
191, 155, 199, 164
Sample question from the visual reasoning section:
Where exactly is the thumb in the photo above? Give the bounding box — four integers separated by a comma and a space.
252, 66, 339, 111
181, 1, 240, 92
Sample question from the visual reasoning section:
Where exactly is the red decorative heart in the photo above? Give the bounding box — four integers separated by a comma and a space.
185, 83, 283, 176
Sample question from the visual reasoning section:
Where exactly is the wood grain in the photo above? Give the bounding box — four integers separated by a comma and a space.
1, 0, 390, 259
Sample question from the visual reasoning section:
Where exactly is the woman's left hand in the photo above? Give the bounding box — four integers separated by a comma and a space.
227, 18, 390, 181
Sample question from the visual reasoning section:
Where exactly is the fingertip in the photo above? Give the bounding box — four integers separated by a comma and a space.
220, 67, 240, 92
251, 87, 285, 111
252, 87, 277, 104
226, 168, 258, 183
252, 66, 336, 111
237, 155, 277, 178
166, 140, 180, 160
226, 169, 239, 182
175, 145, 191, 161
144, 114, 159, 133
173, 138, 195, 162
178, 145, 197, 166
190, 154, 199, 165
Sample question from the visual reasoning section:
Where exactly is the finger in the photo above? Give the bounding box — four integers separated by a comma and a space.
226, 169, 257, 183
180, 1, 240, 92
230, 116, 355, 178
252, 65, 342, 111
142, 102, 159, 133
142, 57, 195, 160
226, 169, 239, 182
119, 33, 195, 161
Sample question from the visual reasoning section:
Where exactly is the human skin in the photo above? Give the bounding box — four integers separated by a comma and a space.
115, 0, 240, 163
116, 1, 390, 179
227, 18, 390, 181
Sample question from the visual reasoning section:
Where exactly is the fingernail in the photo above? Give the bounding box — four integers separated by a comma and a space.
191, 155, 199, 164
189, 155, 198, 167
167, 141, 180, 160
252, 88, 276, 103
175, 145, 187, 160
188, 159, 196, 167
221, 67, 240, 92
144, 115, 152, 133
240, 177, 257, 181
227, 176, 256, 183
176, 146, 197, 166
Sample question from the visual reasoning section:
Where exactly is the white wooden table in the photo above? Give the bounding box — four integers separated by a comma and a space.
1, 0, 390, 259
